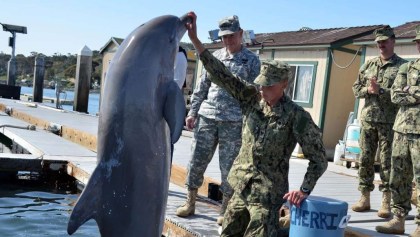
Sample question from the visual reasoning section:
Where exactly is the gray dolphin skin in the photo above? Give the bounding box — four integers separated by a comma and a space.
67, 14, 190, 237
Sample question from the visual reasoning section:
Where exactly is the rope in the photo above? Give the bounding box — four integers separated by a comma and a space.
330, 47, 362, 69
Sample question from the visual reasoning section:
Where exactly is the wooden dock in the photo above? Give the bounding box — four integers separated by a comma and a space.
0, 97, 417, 237
20, 93, 74, 105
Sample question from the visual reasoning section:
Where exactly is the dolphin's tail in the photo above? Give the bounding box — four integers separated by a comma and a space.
67, 169, 102, 235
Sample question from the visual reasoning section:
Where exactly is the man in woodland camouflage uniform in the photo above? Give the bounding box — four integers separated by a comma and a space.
176, 15, 260, 225
186, 12, 327, 236
352, 26, 407, 218
376, 25, 420, 237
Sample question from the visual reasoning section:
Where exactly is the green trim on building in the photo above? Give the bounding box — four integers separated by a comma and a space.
353, 46, 366, 119
318, 48, 333, 131
286, 61, 318, 108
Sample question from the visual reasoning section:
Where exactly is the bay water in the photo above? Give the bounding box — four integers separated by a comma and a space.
0, 181, 99, 236
0, 86, 101, 236
19, 86, 100, 115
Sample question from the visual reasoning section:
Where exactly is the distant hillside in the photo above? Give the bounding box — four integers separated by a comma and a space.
0, 51, 102, 89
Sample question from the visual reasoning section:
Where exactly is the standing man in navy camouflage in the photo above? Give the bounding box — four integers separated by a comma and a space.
176, 14, 260, 226
185, 12, 327, 236
352, 26, 407, 218
376, 25, 420, 237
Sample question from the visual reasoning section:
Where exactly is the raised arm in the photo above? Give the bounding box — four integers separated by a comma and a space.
186, 12, 258, 103
186, 12, 206, 55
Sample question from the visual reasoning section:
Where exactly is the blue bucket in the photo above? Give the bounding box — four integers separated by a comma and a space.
289, 196, 350, 237
346, 124, 361, 154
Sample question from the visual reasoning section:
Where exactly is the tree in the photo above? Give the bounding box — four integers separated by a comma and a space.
0, 51, 102, 89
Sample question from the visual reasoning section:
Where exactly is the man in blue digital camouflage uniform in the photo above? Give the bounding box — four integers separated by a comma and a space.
376, 25, 420, 237
186, 12, 328, 236
176, 14, 260, 226
352, 26, 407, 218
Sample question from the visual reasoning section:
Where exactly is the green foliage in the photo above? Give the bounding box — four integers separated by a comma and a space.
0, 53, 11, 77
0, 52, 103, 89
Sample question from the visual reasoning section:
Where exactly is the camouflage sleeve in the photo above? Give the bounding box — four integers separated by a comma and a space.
391, 63, 420, 105
352, 63, 369, 98
199, 49, 259, 104
408, 86, 420, 100
293, 110, 328, 192
187, 68, 212, 117
249, 56, 261, 81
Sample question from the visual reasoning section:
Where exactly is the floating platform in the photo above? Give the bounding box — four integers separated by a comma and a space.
20, 93, 74, 105
0, 97, 417, 237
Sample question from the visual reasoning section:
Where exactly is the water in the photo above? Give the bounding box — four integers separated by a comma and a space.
1, 86, 101, 236
20, 86, 100, 115
0, 177, 99, 237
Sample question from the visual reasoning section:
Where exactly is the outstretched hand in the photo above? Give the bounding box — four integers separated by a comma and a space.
283, 190, 308, 208
186, 12, 198, 41
185, 11, 205, 54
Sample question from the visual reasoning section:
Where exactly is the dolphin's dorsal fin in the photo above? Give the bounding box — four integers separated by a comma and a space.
67, 170, 102, 235
163, 81, 186, 144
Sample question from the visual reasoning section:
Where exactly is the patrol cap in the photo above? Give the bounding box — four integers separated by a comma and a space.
254, 60, 290, 86
413, 25, 420, 42
218, 15, 241, 37
374, 26, 395, 42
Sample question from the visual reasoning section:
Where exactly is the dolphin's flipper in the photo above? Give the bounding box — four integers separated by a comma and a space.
67, 171, 102, 235
164, 81, 186, 143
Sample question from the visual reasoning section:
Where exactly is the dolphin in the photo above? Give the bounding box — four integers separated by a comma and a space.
67, 14, 189, 237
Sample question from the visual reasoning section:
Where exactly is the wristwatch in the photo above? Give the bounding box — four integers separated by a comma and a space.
379, 87, 385, 95
300, 187, 311, 195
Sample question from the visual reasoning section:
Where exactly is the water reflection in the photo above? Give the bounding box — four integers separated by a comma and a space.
0, 178, 99, 236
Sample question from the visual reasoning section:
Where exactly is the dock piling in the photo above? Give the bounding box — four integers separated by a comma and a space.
33, 56, 45, 103
73, 46, 92, 113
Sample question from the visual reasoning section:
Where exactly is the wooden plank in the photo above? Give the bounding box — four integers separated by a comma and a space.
1, 103, 97, 152
162, 218, 200, 237
67, 162, 92, 185
9, 109, 51, 129
62, 126, 97, 152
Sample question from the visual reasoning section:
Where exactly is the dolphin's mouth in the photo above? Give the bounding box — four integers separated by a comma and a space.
179, 13, 192, 25
176, 13, 192, 41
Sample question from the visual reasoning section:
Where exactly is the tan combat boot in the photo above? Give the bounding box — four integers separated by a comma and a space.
279, 205, 290, 228
409, 225, 420, 237
378, 191, 391, 218
216, 195, 230, 226
176, 188, 198, 217
375, 215, 405, 234
351, 191, 371, 212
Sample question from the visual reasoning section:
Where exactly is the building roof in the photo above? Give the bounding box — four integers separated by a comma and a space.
99, 37, 124, 55
99, 37, 194, 55
354, 21, 420, 43
204, 25, 384, 50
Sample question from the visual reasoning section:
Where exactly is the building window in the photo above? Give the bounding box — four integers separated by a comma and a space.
285, 62, 318, 107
